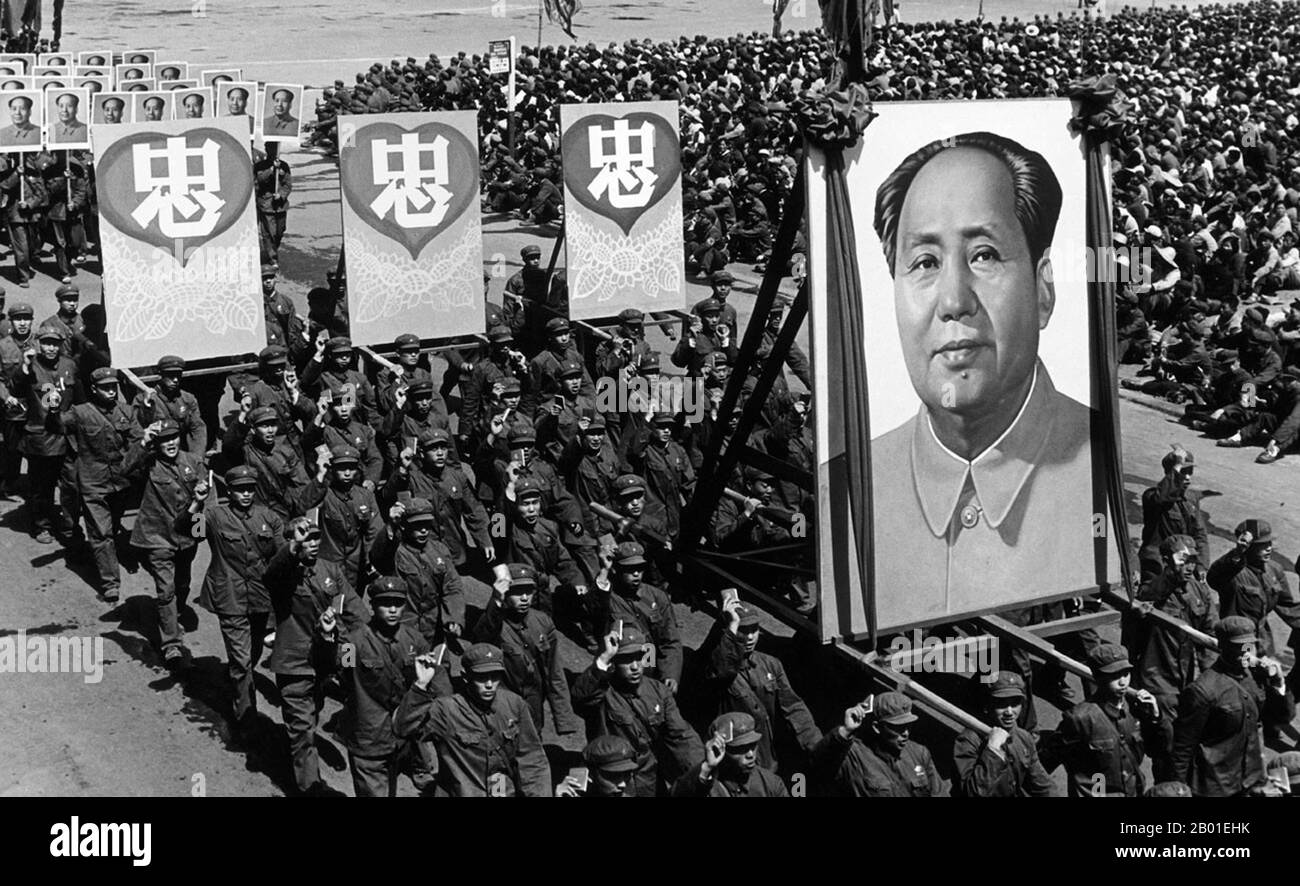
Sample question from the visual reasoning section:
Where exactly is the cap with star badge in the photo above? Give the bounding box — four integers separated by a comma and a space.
1160, 534, 1197, 560
873, 691, 919, 726
329, 444, 360, 466
155, 420, 181, 441
248, 406, 279, 426
157, 355, 185, 373
90, 367, 118, 386
546, 317, 570, 335
709, 712, 761, 748
407, 379, 434, 397
488, 325, 514, 344
326, 336, 353, 356
521, 244, 542, 259
1234, 519, 1272, 545
506, 563, 538, 589
582, 412, 608, 431
224, 466, 258, 488
1088, 643, 1132, 675
508, 424, 536, 446
54, 283, 80, 299
558, 359, 583, 379
418, 428, 452, 449
614, 626, 649, 657
616, 308, 644, 326
394, 332, 420, 350
613, 540, 647, 568
402, 497, 437, 524
693, 297, 723, 316
514, 476, 543, 500
1216, 615, 1257, 646
368, 576, 408, 603
613, 473, 646, 497
7, 301, 33, 318
582, 735, 639, 773
636, 351, 661, 375
462, 642, 507, 674
258, 345, 288, 366
37, 325, 64, 342
988, 671, 1026, 700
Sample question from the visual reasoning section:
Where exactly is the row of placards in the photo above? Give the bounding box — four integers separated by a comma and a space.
94, 104, 683, 369
0, 82, 305, 152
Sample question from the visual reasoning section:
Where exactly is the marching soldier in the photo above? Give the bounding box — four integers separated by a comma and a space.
505, 475, 587, 614
471, 563, 582, 735
1138, 446, 1209, 579
302, 382, 383, 487
571, 627, 703, 798
133, 355, 207, 458
39, 283, 86, 359
702, 596, 821, 773
0, 300, 34, 498
130, 420, 208, 665
952, 672, 1059, 797
1170, 616, 1296, 796
1052, 644, 1172, 797
377, 378, 454, 470
300, 336, 380, 431
672, 712, 790, 797
460, 326, 528, 439
374, 332, 432, 416
525, 318, 594, 416
556, 412, 622, 539
16, 325, 81, 545
623, 409, 696, 539
393, 641, 551, 797
192, 466, 285, 731
2, 153, 48, 288
254, 147, 291, 270
240, 344, 316, 449
710, 467, 793, 554
223, 405, 310, 520
266, 516, 369, 796
810, 691, 945, 797
589, 540, 682, 691
299, 444, 384, 591
54, 366, 142, 601
1208, 519, 1300, 658
554, 735, 640, 797
381, 497, 466, 646
335, 576, 446, 797
594, 308, 652, 380
534, 360, 597, 460
260, 272, 307, 363
671, 298, 738, 378
706, 269, 739, 332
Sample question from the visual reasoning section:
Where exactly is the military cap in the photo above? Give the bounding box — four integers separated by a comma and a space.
545, 317, 570, 335
651, 411, 676, 427
368, 576, 408, 602
394, 332, 420, 350
694, 297, 724, 315
1276, 750, 1300, 787
613, 540, 647, 568
487, 325, 514, 343
874, 691, 919, 726
736, 605, 762, 629
1216, 615, 1258, 646
613, 473, 646, 497
1146, 529, 1199, 563
155, 419, 181, 440
261, 266, 277, 281
710, 269, 734, 286
988, 671, 1026, 700
1147, 781, 1193, 798
36, 325, 64, 342
514, 475, 543, 500
1234, 519, 1273, 545
636, 351, 661, 375
614, 626, 649, 657
521, 244, 542, 259
743, 464, 775, 483
329, 444, 360, 466
407, 379, 434, 396
1248, 326, 1277, 347
506, 563, 538, 589
326, 336, 353, 355
1088, 643, 1132, 675
616, 308, 644, 325
499, 377, 522, 396
710, 711, 762, 748
1161, 446, 1194, 472
508, 424, 536, 445
418, 428, 452, 449
7, 301, 33, 318
54, 283, 80, 299
402, 497, 436, 524
248, 406, 278, 426
582, 412, 608, 431
258, 344, 288, 365
558, 358, 584, 379
222, 465, 258, 489
583, 735, 639, 773
90, 367, 119, 385
156, 354, 185, 373
462, 642, 507, 674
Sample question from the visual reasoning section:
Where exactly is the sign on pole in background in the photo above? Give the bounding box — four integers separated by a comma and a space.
487, 39, 512, 75
337, 111, 485, 345
560, 101, 684, 321
92, 116, 265, 369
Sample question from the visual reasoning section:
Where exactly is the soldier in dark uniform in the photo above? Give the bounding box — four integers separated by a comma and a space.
258, 273, 307, 366
702, 596, 821, 773
503, 475, 587, 614
672, 712, 790, 797
1128, 535, 1218, 729
377, 378, 453, 471
134, 355, 206, 458
571, 627, 703, 798
481, 423, 583, 529
554, 735, 640, 797
241, 344, 316, 450
706, 269, 739, 333
525, 318, 594, 417
1208, 519, 1300, 658
302, 382, 383, 487
810, 691, 945, 797
757, 295, 812, 391
254, 147, 291, 269
471, 563, 581, 735
54, 366, 143, 601
192, 465, 285, 731
380, 428, 492, 570
503, 244, 548, 355
1052, 644, 1172, 797
1, 153, 49, 288
534, 360, 597, 461
298, 444, 383, 591
374, 332, 432, 417
380, 497, 466, 647
1138, 445, 1208, 579
588, 540, 681, 690
952, 672, 1059, 797
222, 405, 310, 520
594, 308, 652, 381
623, 410, 696, 539
393, 641, 551, 797
460, 326, 528, 441
37, 284, 86, 363
335, 575, 443, 797
671, 298, 738, 378
556, 412, 621, 539
267, 516, 369, 795
300, 336, 379, 432
710, 466, 793, 553
1170, 616, 1295, 797
15, 325, 81, 544
0, 300, 34, 497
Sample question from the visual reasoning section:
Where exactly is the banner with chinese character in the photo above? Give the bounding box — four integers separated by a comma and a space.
337, 110, 485, 344
560, 101, 684, 321
92, 116, 265, 369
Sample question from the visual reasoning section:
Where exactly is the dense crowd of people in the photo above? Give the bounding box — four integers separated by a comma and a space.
3, 2, 1300, 797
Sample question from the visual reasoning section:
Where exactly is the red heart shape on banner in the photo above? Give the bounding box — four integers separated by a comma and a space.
562, 111, 681, 236
96, 127, 253, 266
340, 121, 479, 260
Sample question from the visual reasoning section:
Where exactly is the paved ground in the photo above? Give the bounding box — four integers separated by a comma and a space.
2, 140, 1297, 796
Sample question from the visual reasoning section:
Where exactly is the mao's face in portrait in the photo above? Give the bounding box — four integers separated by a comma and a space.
891, 147, 1054, 425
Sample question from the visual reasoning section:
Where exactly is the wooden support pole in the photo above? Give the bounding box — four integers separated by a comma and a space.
975, 614, 1092, 681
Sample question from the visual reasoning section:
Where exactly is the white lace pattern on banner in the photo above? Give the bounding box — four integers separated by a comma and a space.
568, 196, 682, 305
346, 218, 481, 323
